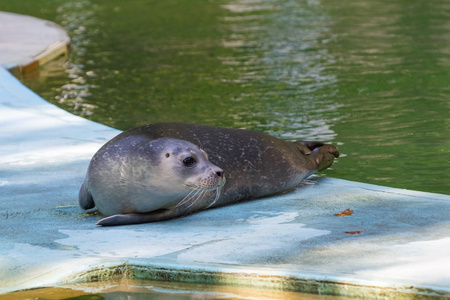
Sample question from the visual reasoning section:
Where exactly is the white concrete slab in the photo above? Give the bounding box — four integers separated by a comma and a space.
0, 11, 69, 76
0, 12, 449, 299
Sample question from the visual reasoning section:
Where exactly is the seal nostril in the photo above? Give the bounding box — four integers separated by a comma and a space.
216, 171, 224, 178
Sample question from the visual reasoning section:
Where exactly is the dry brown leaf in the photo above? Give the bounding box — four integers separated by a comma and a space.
344, 230, 364, 235
334, 208, 354, 217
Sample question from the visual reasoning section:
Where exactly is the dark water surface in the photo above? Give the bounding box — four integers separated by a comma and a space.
1, 0, 449, 194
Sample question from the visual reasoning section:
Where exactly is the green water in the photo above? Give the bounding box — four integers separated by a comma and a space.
1, 0, 449, 195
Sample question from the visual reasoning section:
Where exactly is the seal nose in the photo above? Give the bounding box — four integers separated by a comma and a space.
213, 167, 224, 178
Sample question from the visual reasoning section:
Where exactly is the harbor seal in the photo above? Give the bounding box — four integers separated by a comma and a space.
79, 123, 339, 226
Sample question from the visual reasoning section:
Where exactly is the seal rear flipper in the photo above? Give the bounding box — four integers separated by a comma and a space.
311, 144, 340, 172
78, 181, 95, 210
96, 209, 180, 226
293, 141, 326, 155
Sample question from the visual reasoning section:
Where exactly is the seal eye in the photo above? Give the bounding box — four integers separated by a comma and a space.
183, 157, 196, 167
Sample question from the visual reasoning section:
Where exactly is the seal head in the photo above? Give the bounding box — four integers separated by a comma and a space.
79, 137, 225, 225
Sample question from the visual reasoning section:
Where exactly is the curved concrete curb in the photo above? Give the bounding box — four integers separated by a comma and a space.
0, 11, 70, 78
0, 12, 450, 299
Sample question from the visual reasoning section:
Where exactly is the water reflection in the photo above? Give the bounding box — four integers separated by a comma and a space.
322, 0, 450, 192
54, 0, 98, 116
221, 0, 339, 141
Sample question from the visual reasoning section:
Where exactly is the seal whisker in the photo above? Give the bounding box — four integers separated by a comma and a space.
205, 186, 221, 209
173, 188, 199, 208
174, 187, 202, 208
183, 188, 209, 210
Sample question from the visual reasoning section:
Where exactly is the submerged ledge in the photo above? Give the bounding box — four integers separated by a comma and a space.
0, 12, 449, 299
65, 261, 450, 299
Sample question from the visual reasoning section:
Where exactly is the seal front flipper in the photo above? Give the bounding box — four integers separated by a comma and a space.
96, 209, 179, 226
78, 181, 95, 210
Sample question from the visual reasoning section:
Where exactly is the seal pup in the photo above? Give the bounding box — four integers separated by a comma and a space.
79, 123, 339, 226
